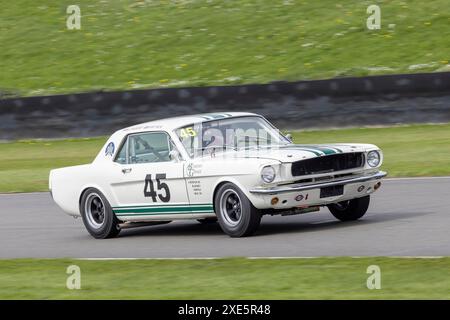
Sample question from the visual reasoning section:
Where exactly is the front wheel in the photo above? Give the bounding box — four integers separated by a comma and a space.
328, 195, 370, 221
214, 183, 261, 237
80, 188, 120, 239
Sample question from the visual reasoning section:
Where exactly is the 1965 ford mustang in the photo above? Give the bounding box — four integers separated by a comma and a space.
50, 112, 386, 238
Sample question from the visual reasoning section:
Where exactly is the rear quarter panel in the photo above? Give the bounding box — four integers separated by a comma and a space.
49, 164, 102, 216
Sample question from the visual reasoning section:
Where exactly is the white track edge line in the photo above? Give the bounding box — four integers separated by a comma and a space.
76, 256, 445, 261
384, 176, 450, 181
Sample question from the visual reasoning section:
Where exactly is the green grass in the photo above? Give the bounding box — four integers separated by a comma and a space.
1, 0, 449, 96
0, 257, 449, 299
0, 137, 105, 193
1, 123, 450, 193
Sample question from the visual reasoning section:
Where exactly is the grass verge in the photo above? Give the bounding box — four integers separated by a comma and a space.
0, 257, 449, 299
1, 0, 449, 96
1, 123, 450, 193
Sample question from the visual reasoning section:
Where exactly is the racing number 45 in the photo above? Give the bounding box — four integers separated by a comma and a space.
144, 173, 171, 202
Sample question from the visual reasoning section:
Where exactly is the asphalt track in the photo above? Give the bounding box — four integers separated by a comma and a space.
1, 177, 449, 258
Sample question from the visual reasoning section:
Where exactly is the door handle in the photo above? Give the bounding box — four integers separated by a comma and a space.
122, 168, 132, 174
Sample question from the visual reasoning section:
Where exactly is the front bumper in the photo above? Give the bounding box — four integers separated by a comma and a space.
248, 170, 386, 210
250, 171, 387, 195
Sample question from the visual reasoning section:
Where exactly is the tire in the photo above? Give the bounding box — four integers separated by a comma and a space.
214, 183, 261, 237
328, 195, 370, 221
197, 218, 217, 224
80, 188, 120, 239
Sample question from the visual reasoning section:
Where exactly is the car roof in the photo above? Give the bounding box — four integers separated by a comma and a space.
96, 112, 266, 164
117, 112, 260, 134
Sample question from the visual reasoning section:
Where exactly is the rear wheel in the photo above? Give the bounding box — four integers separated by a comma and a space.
214, 183, 261, 237
80, 188, 120, 239
328, 195, 370, 221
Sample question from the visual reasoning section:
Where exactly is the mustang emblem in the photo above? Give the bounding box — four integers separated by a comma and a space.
105, 142, 115, 156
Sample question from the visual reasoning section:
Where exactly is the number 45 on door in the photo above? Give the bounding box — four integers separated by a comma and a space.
144, 173, 171, 202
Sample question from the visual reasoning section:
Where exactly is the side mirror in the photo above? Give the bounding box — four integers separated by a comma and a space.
169, 150, 182, 162
285, 133, 293, 143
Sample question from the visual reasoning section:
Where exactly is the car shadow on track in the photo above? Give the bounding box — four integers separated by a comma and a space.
119, 221, 223, 238
257, 210, 433, 236
117, 210, 433, 238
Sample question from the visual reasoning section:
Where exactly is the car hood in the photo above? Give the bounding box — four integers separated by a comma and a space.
210, 143, 377, 163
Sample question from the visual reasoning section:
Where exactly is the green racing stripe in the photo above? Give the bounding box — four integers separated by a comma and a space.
287, 146, 323, 156
314, 146, 343, 155
312, 147, 335, 155
293, 145, 343, 155
113, 203, 214, 216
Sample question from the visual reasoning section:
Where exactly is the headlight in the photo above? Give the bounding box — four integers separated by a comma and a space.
367, 150, 381, 167
261, 166, 276, 183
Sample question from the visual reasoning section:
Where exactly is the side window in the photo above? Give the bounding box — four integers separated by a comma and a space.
129, 132, 171, 164
114, 132, 180, 164
115, 141, 127, 164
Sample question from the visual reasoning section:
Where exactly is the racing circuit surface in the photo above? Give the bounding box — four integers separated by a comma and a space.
1, 177, 449, 258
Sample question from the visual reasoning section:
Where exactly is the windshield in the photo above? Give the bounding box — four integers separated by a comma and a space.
175, 116, 291, 158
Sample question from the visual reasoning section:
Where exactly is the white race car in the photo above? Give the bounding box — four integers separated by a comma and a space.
50, 112, 386, 238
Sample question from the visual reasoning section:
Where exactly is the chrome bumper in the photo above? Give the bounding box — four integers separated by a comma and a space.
249, 171, 387, 195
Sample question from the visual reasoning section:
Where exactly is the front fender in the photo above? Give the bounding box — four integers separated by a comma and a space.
211, 176, 269, 209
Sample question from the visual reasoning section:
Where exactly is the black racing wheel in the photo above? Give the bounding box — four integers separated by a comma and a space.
214, 183, 261, 237
328, 196, 370, 221
80, 188, 120, 239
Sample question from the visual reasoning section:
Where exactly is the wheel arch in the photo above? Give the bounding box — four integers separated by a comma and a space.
211, 178, 255, 213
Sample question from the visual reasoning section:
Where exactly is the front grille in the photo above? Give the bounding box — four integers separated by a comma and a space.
291, 152, 364, 176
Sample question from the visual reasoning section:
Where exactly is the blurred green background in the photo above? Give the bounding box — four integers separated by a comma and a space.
1, 0, 449, 96
1, 1, 449, 301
